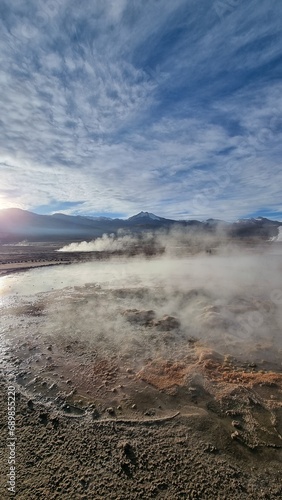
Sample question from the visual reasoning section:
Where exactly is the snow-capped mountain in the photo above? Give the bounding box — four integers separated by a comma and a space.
127, 211, 161, 221
235, 217, 281, 226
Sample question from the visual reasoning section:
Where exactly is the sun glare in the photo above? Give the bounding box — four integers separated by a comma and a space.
0, 199, 22, 210
0, 198, 10, 210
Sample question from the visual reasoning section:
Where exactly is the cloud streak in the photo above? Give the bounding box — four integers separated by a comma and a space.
0, 0, 282, 219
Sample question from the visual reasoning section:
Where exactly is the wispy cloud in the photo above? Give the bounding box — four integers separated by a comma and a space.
0, 0, 281, 219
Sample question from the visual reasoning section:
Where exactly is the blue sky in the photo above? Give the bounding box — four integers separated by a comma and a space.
0, 0, 282, 220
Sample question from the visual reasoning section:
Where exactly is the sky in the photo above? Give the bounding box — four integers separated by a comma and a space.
0, 0, 282, 221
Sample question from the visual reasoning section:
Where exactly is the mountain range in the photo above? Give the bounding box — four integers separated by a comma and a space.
0, 208, 281, 243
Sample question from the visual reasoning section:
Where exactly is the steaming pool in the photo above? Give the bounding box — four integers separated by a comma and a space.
0, 252, 282, 422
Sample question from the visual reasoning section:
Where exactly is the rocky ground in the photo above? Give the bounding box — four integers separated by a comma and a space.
1, 342, 282, 499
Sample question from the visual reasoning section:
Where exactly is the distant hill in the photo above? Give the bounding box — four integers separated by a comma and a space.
0, 208, 281, 243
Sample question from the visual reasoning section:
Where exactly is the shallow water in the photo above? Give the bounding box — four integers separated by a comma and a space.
1, 250, 282, 296
0, 252, 281, 369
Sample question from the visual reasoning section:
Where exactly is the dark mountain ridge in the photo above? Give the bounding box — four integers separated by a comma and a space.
0, 208, 280, 243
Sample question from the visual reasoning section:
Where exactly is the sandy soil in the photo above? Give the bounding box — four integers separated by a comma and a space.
1, 369, 282, 499
1, 333, 282, 499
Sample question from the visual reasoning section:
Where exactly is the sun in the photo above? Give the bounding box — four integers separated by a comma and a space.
0, 201, 11, 210
0, 198, 21, 210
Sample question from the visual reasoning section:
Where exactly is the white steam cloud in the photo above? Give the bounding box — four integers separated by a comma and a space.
3, 237, 282, 369
58, 232, 144, 253
58, 226, 229, 256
